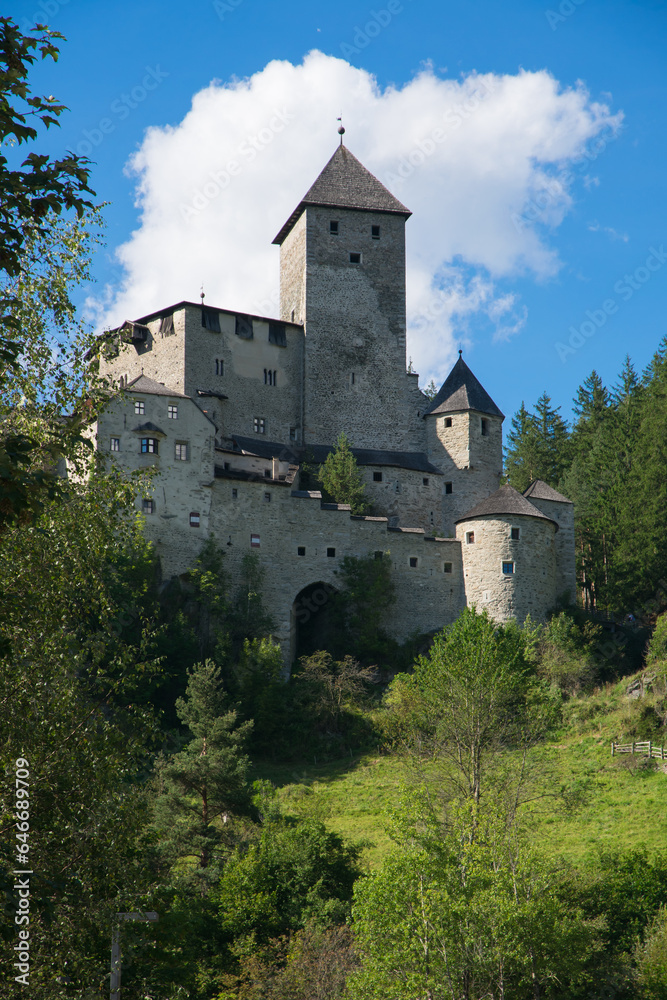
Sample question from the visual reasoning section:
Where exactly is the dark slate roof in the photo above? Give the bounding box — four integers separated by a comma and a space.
423, 355, 504, 419
126, 374, 186, 398
523, 480, 573, 504
273, 144, 411, 245
230, 436, 441, 475
132, 421, 166, 436
456, 484, 558, 528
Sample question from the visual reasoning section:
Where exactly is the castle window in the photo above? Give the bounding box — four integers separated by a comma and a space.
444, 562, 453, 573
235, 314, 253, 339
168, 404, 178, 419
202, 307, 221, 332
160, 313, 174, 336
373, 471, 383, 482
329, 220, 339, 234
502, 561, 515, 575
374, 551, 383, 560
253, 417, 266, 434
268, 321, 287, 346
142, 498, 155, 514
110, 437, 120, 452
481, 418, 489, 436
298, 546, 306, 556
215, 358, 224, 376
289, 427, 298, 442
250, 533, 260, 548
262, 369, 277, 386
511, 527, 521, 540
224, 462, 230, 470
175, 442, 188, 461
349, 252, 362, 264
371, 224, 381, 239
232, 488, 238, 498
423, 477, 429, 486
445, 482, 453, 494
444, 417, 452, 428
327, 547, 336, 558
140, 438, 158, 454
134, 400, 145, 415
409, 557, 418, 568
466, 531, 475, 544
264, 492, 271, 503
351, 372, 355, 385
264, 469, 271, 478
190, 512, 200, 527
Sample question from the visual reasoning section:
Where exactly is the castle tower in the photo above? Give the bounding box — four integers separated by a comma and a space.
272, 144, 413, 449
523, 480, 577, 604
424, 354, 504, 535
456, 484, 558, 623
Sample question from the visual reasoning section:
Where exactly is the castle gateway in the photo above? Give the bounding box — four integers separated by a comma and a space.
96, 142, 575, 661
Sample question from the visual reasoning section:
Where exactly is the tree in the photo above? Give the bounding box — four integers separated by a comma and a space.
0, 17, 96, 528
152, 659, 254, 870
330, 553, 397, 662
318, 433, 369, 514
384, 608, 555, 808
422, 378, 438, 401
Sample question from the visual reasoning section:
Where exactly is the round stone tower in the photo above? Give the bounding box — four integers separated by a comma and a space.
456, 484, 558, 623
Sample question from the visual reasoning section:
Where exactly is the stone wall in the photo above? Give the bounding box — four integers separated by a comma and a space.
426, 409, 503, 534
456, 512, 557, 623
208, 479, 465, 662
525, 496, 577, 604
96, 385, 216, 576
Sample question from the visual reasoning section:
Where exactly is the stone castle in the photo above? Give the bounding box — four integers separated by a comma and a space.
96, 142, 576, 661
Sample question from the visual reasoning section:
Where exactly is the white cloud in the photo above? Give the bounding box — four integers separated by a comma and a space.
91, 51, 622, 389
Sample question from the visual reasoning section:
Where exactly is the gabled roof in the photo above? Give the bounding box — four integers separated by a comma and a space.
456, 484, 558, 528
126, 374, 187, 398
523, 480, 573, 504
424, 355, 504, 419
273, 144, 411, 245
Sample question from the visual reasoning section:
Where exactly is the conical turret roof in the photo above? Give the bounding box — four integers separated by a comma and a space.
456, 484, 557, 528
424, 355, 504, 419
523, 480, 572, 504
273, 144, 411, 245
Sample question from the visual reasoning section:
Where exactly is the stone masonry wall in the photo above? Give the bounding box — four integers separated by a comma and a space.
285, 205, 417, 450
525, 497, 577, 604
208, 479, 465, 661
101, 307, 187, 393
360, 465, 443, 532
96, 387, 216, 577
426, 410, 503, 534
457, 513, 557, 623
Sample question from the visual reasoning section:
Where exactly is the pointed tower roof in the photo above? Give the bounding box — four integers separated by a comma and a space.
523, 480, 572, 504
272, 145, 411, 245
456, 484, 558, 528
424, 354, 504, 419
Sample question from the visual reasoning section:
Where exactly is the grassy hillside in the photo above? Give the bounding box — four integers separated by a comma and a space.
254, 663, 667, 868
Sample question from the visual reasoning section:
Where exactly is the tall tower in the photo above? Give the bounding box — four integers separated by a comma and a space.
272, 143, 413, 449
424, 354, 505, 535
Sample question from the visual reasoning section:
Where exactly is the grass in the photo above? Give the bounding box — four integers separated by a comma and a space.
253, 663, 667, 869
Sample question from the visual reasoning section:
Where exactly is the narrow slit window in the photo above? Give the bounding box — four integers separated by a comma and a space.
445, 481, 453, 494
481, 418, 489, 436
215, 358, 224, 376
232, 488, 238, 499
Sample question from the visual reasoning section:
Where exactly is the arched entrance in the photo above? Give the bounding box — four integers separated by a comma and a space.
290, 581, 338, 663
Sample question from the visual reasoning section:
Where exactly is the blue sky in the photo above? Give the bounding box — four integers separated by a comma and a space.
7, 0, 667, 426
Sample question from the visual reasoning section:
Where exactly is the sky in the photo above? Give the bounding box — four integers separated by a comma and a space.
6, 0, 667, 426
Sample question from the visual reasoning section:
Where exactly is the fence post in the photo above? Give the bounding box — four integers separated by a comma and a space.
632, 742, 635, 755
649, 741, 652, 759
611, 742, 615, 757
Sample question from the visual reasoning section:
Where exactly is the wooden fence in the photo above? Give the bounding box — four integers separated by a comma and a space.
611, 741, 666, 759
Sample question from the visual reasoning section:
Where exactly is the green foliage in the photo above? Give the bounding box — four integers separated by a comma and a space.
384, 608, 554, 805
422, 377, 438, 400
348, 796, 599, 1000
0, 17, 96, 529
634, 906, 667, 999
330, 553, 397, 664
504, 393, 570, 493
648, 611, 667, 665
537, 612, 603, 695
152, 660, 254, 871
318, 433, 369, 514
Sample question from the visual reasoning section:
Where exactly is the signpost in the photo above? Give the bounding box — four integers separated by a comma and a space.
110, 911, 158, 1000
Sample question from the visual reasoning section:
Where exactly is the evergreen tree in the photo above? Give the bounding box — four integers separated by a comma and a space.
153, 660, 253, 870
503, 401, 540, 492
318, 433, 369, 514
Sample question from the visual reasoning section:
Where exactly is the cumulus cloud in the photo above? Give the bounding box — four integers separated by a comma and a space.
91, 51, 622, 388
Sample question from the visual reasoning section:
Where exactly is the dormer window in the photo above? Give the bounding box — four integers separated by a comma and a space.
330, 220, 339, 234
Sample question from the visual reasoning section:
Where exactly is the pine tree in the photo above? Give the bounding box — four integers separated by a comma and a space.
153, 660, 253, 870
318, 433, 369, 514
504, 402, 539, 492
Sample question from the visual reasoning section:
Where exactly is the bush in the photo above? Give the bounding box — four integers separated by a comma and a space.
648, 612, 667, 666
537, 612, 601, 695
